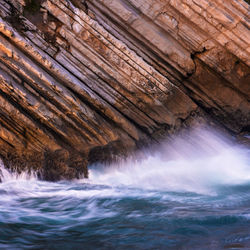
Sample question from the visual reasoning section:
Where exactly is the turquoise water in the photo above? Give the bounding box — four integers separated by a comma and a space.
0, 129, 250, 249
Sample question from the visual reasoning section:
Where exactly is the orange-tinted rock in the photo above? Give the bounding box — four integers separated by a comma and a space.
0, 0, 249, 180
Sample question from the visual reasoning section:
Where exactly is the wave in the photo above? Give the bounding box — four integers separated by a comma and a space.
89, 128, 250, 195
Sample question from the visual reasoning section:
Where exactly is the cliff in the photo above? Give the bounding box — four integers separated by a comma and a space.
0, 0, 249, 180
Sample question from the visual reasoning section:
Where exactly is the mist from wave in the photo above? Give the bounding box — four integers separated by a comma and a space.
89, 128, 250, 195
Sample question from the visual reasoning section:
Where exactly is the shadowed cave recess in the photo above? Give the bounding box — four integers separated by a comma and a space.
0, 0, 249, 181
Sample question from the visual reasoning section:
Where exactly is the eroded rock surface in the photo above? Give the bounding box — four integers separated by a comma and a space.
0, 0, 249, 180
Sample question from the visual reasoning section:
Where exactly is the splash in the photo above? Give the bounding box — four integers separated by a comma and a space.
0, 160, 37, 182
89, 128, 250, 195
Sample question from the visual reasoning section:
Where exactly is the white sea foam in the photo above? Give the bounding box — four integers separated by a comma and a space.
0, 160, 37, 182
89, 128, 250, 195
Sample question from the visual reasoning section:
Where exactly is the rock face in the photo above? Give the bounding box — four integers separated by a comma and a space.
0, 0, 249, 180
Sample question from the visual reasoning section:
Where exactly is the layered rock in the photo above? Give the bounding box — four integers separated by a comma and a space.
0, 0, 249, 180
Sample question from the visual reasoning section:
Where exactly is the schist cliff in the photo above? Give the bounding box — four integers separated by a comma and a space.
0, 0, 249, 180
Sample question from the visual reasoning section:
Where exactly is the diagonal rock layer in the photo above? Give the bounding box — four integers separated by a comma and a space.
0, 0, 249, 180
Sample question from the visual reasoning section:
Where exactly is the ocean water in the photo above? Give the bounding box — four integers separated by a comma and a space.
0, 129, 250, 249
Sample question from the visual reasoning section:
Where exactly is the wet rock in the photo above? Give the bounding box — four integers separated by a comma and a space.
42, 149, 88, 181
236, 132, 250, 147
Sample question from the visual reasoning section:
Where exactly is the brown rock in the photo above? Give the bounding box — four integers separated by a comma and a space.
0, 0, 249, 180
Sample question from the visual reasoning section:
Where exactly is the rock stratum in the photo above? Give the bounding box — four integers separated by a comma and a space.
0, 0, 249, 180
